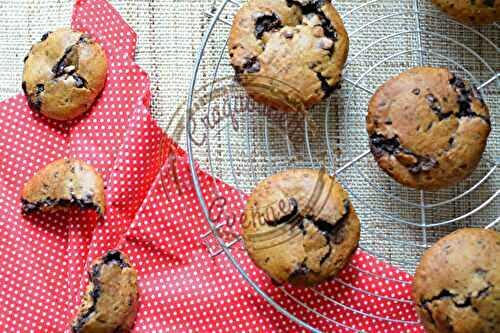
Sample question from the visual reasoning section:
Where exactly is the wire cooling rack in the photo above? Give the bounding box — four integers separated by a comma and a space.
184, 0, 499, 331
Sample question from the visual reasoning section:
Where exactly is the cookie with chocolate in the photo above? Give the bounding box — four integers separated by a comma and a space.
431, 0, 499, 25
22, 28, 107, 120
413, 228, 500, 333
228, 0, 349, 112
71, 250, 139, 333
21, 158, 105, 215
242, 169, 360, 287
366, 67, 491, 190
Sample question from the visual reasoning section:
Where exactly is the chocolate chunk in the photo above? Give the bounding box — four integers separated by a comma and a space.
421, 289, 454, 307
316, 71, 338, 97
425, 93, 452, 120
309, 201, 350, 238
74, 194, 96, 210
52, 45, 76, 77
311, 218, 335, 235
408, 156, 437, 174
78, 34, 91, 44
477, 284, 491, 298
90, 283, 101, 301
72, 74, 87, 88
370, 134, 401, 157
305, 200, 350, 248
35, 84, 44, 95
21, 198, 60, 214
319, 244, 332, 265
72, 265, 101, 332
41, 31, 52, 42
449, 75, 466, 89
287, 0, 337, 41
242, 56, 261, 73
21, 194, 102, 215
316, 12, 337, 41
456, 99, 490, 125
420, 286, 485, 314
289, 262, 310, 279
102, 250, 130, 268
370, 134, 437, 173
21, 199, 38, 214
254, 13, 282, 39
286, 0, 326, 12
264, 198, 299, 226
72, 250, 135, 333
27, 95, 42, 112
450, 75, 490, 125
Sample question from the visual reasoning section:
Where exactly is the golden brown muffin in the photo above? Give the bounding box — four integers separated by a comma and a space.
22, 28, 108, 121
21, 158, 106, 215
412, 228, 500, 333
431, 0, 499, 25
71, 250, 139, 333
228, 0, 349, 112
366, 67, 491, 190
242, 169, 360, 287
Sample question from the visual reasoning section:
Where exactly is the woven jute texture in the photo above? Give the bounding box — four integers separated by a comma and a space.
0, 0, 498, 275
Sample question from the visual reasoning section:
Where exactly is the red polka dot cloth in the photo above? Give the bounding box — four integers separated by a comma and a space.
0, 0, 425, 332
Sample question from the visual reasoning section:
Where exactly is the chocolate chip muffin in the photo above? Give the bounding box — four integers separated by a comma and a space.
71, 250, 139, 333
242, 169, 360, 287
413, 228, 500, 333
431, 0, 499, 25
22, 28, 108, 121
228, 0, 349, 112
366, 67, 491, 190
21, 158, 106, 215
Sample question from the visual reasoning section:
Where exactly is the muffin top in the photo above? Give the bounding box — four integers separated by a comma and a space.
431, 0, 500, 25
366, 67, 491, 190
413, 228, 500, 333
21, 158, 106, 215
22, 28, 108, 120
243, 169, 360, 286
229, 0, 349, 112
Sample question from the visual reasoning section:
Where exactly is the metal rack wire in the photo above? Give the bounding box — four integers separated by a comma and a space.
185, 0, 499, 331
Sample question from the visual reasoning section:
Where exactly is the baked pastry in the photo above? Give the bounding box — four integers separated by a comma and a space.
22, 28, 108, 121
412, 228, 500, 333
366, 67, 491, 190
228, 0, 349, 112
242, 168, 360, 287
21, 158, 105, 215
431, 0, 499, 25
71, 250, 139, 333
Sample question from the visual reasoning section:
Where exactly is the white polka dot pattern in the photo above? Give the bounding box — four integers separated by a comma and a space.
0, 0, 425, 332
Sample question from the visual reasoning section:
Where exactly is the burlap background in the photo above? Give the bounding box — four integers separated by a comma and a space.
0, 0, 497, 274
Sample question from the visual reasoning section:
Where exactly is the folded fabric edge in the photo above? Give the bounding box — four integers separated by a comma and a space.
72, 0, 138, 61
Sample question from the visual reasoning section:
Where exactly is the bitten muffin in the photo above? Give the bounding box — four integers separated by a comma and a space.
366, 67, 491, 190
228, 0, 349, 112
242, 169, 360, 287
21, 158, 106, 215
412, 228, 500, 333
22, 28, 108, 120
71, 250, 139, 333
431, 0, 499, 25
